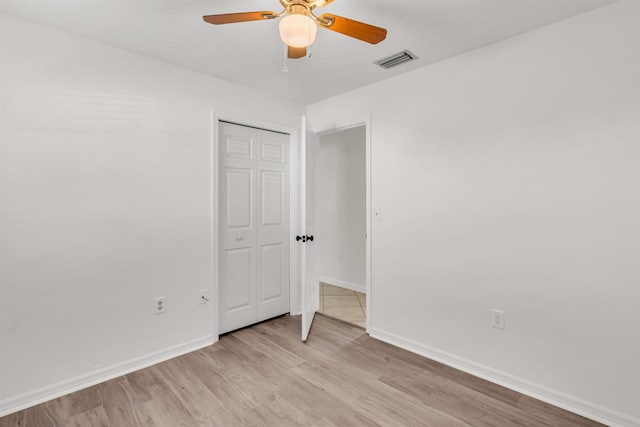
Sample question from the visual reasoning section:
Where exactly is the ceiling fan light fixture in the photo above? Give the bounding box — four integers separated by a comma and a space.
279, 13, 317, 48
203, 0, 388, 59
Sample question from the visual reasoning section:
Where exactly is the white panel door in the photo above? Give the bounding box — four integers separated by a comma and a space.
301, 116, 320, 341
220, 124, 257, 333
256, 129, 290, 321
220, 122, 290, 334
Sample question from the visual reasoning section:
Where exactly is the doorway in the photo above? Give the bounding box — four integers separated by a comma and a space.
217, 121, 292, 334
315, 125, 367, 328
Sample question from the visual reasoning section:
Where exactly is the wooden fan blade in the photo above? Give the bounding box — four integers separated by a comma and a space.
318, 13, 387, 44
203, 11, 277, 25
288, 46, 307, 59
312, 0, 334, 7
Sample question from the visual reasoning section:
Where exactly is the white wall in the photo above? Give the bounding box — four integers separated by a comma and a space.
0, 13, 303, 414
318, 127, 366, 292
309, 1, 639, 425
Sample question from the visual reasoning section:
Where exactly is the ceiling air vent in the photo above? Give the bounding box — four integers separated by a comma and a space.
374, 50, 418, 70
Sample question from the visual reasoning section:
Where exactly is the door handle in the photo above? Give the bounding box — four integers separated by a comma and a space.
236, 235, 244, 241
306, 235, 314, 242
296, 235, 306, 242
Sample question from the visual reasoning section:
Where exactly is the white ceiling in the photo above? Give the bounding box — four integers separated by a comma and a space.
1, 0, 613, 104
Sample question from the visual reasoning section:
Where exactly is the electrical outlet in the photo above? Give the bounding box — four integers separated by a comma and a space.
491, 309, 505, 329
154, 296, 166, 315
198, 289, 210, 305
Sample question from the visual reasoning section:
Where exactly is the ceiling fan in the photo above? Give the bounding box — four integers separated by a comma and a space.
203, 0, 387, 59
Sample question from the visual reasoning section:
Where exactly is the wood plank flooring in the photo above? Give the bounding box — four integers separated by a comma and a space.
0, 314, 603, 426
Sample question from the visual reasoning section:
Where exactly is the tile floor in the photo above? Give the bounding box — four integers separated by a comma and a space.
317, 283, 366, 329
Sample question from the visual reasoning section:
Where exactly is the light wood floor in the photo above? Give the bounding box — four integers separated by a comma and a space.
1, 314, 602, 426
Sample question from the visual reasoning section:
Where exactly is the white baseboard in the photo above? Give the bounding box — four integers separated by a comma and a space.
369, 328, 640, 427
0, 335, 216, 417
319, 276, 365, 293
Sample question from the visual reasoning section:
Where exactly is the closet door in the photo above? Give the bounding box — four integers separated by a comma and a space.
219, 122, 289, 334
256, 129, 290, 321
220, 123, 258, 334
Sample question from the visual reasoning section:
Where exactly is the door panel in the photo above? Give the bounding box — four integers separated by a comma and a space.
226, 168, 253, 229
224, 247, 255, 310
260, 243, 285, 301
260, 171, 284, 226
220, 122, 290, 334
261, 139, 285, 163
221, 243, 256, 332
225, 134, 253, 159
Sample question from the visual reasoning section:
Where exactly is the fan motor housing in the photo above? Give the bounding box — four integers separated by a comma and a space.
288, 3, 311, 16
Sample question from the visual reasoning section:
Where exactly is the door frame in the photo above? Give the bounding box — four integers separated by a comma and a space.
213, 112, 299, 338
313, 115, 372, 333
